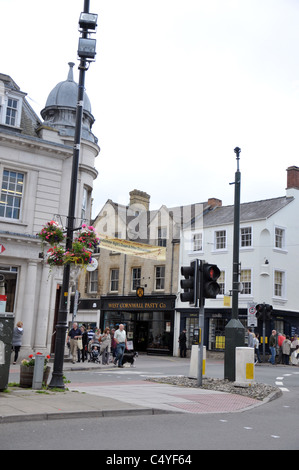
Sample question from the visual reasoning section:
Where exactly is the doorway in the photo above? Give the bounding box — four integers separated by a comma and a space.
135, 321, 148, 352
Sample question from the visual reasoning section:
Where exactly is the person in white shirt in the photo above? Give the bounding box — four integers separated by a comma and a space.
113, 324, 127, 368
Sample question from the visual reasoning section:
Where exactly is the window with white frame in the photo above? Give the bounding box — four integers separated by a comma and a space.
5, 98, 18, 126
274, 270, 284, 297
275, 227, 285, 250
157, 227, 167, 247
240, 227, 252, 247
110, 269, 119, 292
215, 230, 226, 250
0, 170, 24, 220
132, 267, 141, 290
240, 269, 252, 295
193, 232, 203, 251
155, 266, 165, 290
218, 271, 225, 295
89, 269, 98, 293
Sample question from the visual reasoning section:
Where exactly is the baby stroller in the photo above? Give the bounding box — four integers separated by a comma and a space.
88, 341, 101, 363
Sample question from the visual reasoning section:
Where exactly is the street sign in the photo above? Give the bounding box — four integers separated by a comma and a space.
0, 245, 5, 254
247, 303, 257, 327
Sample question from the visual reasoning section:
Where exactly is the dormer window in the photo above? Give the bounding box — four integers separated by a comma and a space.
5, 98, 18, 126
0, 92, 22, 128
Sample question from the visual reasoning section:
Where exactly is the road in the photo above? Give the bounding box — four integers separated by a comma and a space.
2, 355, 299, 451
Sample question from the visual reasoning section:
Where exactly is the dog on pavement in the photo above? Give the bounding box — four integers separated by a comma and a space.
121, 350, 138, 367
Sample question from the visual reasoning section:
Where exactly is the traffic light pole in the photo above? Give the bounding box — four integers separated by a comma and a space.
224, 147, 245, 381
197, 280, 205, 387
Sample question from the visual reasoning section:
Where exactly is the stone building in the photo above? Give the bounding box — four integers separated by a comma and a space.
77, 191, 218, 354
0, 64, 99, 358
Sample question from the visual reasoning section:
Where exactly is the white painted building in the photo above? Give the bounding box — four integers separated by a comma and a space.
176, 167, 299, 354
0, 64, 99, 358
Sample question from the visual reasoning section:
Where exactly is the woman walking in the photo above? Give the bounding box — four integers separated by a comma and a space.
12, 321, 23, 364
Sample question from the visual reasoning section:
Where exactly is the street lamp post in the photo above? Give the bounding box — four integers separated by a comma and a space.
224, 147, 245, 381
49, 0, 97, 388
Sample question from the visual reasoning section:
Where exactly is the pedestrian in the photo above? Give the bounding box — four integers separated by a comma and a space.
291, 335, 299, 355
277, 333, 285, 364
247, 328, 255, 348
66, 322, 82, 364
268, 330, 277, 365
78, 325, 88, 362
113, 324, 127, 368
291, 345, 299, 366
110, 328, 117, 362
254, 333, 262, 363
282, 335, 291, 365
178, 329, 187, 358
100, 327, 111, 364
12, 321, 23, 364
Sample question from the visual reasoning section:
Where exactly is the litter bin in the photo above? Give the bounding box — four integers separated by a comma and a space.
0, 314, 15, 391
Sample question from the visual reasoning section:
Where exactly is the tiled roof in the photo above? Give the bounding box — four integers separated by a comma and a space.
203, 196, 294, 227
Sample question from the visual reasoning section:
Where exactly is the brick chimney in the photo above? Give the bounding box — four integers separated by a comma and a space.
207, 198, 222, 208
129, 189, 150, 210
286, 166, 299, 190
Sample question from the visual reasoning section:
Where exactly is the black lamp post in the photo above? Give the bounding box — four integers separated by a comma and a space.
49, 0, 97, 389
224, 147, 245, 381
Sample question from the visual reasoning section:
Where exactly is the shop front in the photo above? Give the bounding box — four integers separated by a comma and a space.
100, 295, 176, 355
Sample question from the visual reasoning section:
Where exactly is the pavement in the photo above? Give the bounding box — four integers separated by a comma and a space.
0, 358, 281, 423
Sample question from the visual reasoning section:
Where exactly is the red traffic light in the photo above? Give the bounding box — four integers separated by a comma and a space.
202, 263, 221, 299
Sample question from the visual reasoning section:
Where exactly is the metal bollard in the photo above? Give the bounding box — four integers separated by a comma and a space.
32, 354, 45, 389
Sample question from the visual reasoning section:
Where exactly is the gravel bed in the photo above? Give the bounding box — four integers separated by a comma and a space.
145, 375, 281, 401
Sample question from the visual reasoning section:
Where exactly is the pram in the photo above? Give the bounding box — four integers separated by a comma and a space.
88, 340, 101, 363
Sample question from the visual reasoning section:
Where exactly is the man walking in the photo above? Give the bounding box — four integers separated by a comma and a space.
269, 329, 277, 365
114, 324, 127, 368
67, 322, 82, 364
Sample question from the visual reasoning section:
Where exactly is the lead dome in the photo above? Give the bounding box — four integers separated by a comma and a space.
41, 62, 97, 143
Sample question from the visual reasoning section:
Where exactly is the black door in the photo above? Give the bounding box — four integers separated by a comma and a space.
135, 321, 149, 352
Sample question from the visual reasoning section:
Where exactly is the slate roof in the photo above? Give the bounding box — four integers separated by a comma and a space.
203, 196, 294, 227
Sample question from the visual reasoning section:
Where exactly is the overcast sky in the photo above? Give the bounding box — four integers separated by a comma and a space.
2, 0, 299, 217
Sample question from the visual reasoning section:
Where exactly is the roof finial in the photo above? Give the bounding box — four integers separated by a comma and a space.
67, 62, 75, 81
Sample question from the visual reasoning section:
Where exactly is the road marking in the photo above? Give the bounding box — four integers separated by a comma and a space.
271, 435, 280, 439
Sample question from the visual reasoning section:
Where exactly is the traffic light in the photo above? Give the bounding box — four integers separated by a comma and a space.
180, 259, 198, 305
255, 304, 264, 319
255, 303, 273, 320
265, 304, 273, 319
202, 263, 221, 299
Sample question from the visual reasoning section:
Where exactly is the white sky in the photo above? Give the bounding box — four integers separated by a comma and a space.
2, 0, 299, 217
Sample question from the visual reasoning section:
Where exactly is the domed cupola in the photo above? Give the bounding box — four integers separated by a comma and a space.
41, 62, 97, 143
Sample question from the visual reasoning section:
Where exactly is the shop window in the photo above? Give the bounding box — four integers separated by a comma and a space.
0, 266, 18, 313
208, 318, 226, 350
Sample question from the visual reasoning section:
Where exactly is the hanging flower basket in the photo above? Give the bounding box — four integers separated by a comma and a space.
63, 241, 92, 267
37, 221, 65, 246
46, 245, 65, 267
74, 224, 100, 251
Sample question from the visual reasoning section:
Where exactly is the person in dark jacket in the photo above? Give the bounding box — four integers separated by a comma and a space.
179, 329, 187, 358
12, 321, 23, 364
